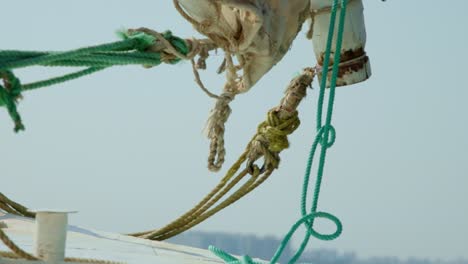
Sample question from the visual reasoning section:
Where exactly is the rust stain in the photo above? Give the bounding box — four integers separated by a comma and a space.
317, 47, 369, 86
318, 47, 365, 66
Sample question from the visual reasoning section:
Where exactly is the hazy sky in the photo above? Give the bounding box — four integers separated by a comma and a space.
1, 0, 467, 261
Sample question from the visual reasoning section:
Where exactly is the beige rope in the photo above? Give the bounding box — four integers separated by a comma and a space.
171, 0, 264, 171
0, 228, 38, 260
190, 59, 220, 99
0, 251, 18, 259
172, 0, 205, 32
128, 27, 242, 171
130, 68, 315, 241
0, 192, 35, 218
204, 92, 235, 172
203, 52, 247, 171
1, 68, 314, 246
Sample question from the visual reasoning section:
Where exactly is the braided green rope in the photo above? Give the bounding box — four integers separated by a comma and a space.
0, 30, 189, 131
0, 71, 25, 132
209, 0, 349, 263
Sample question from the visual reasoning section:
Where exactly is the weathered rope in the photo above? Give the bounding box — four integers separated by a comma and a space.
191, 59, 220, 99
1, 68, 314, 244
205, 92, 235, 172
0, 26, 310, 243
173, 0, 273, 171
0, 27, 230, 172
0, 228, 38, 260
0, 71, 25, 132
209, 0, 350, 263
1, 27, 226, 170
2, 20, 322, 264
0, 30, 214, 132
204, 51, 246, 172
0, 193, 35, 218
130, 68, 315, 241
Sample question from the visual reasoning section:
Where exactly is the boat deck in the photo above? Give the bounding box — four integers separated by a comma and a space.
0, 212, 242, 264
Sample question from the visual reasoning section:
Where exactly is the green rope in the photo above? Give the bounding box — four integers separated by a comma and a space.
0, 30, 189, 132
0, 70, 24, 132
209, 0, 349, 263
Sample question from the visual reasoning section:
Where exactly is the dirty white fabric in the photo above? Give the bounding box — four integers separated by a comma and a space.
176, 0, 310, 93
174, 0, 311, 171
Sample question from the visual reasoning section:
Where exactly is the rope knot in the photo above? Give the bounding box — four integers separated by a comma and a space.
209, 246, 259, 264
0, 71, 24, 132
127, 28, 190, 64
247, 110, 300, 171
317, 124, 336, 148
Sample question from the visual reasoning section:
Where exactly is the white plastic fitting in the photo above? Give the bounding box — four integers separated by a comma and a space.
311, 0, 371, 87
33, 210, 74, 263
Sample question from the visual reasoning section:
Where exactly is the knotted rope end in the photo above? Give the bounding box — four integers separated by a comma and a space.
1, 71, 25, 132
117, 29, 156, 51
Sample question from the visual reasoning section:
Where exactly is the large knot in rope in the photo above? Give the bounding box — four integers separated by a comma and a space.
127, 28, 190, 64
0, 71, 24, 132
247, 108, 300, 172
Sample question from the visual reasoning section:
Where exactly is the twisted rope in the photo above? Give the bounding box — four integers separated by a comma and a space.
0, 71, 25, 132
209, 0, 350, 263
205, 92, 235, 172
173, 0, 265, 172
1, 67, 313, 244
204, 51, 247, 172
130, 68, 315, 241
0, 193, 35, 218
0, 27, 228, 171
0, 228, 38, 260
247, 109, 300, 171
0, 6, 347, 262
0, 30, 197, 132
0, 27, 313, 245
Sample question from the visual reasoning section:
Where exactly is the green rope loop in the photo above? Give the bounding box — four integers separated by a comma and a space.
209, 211, 343, 263
301, 211, 342, 241
0, 30, 190, 132
210, 0, 349, 263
